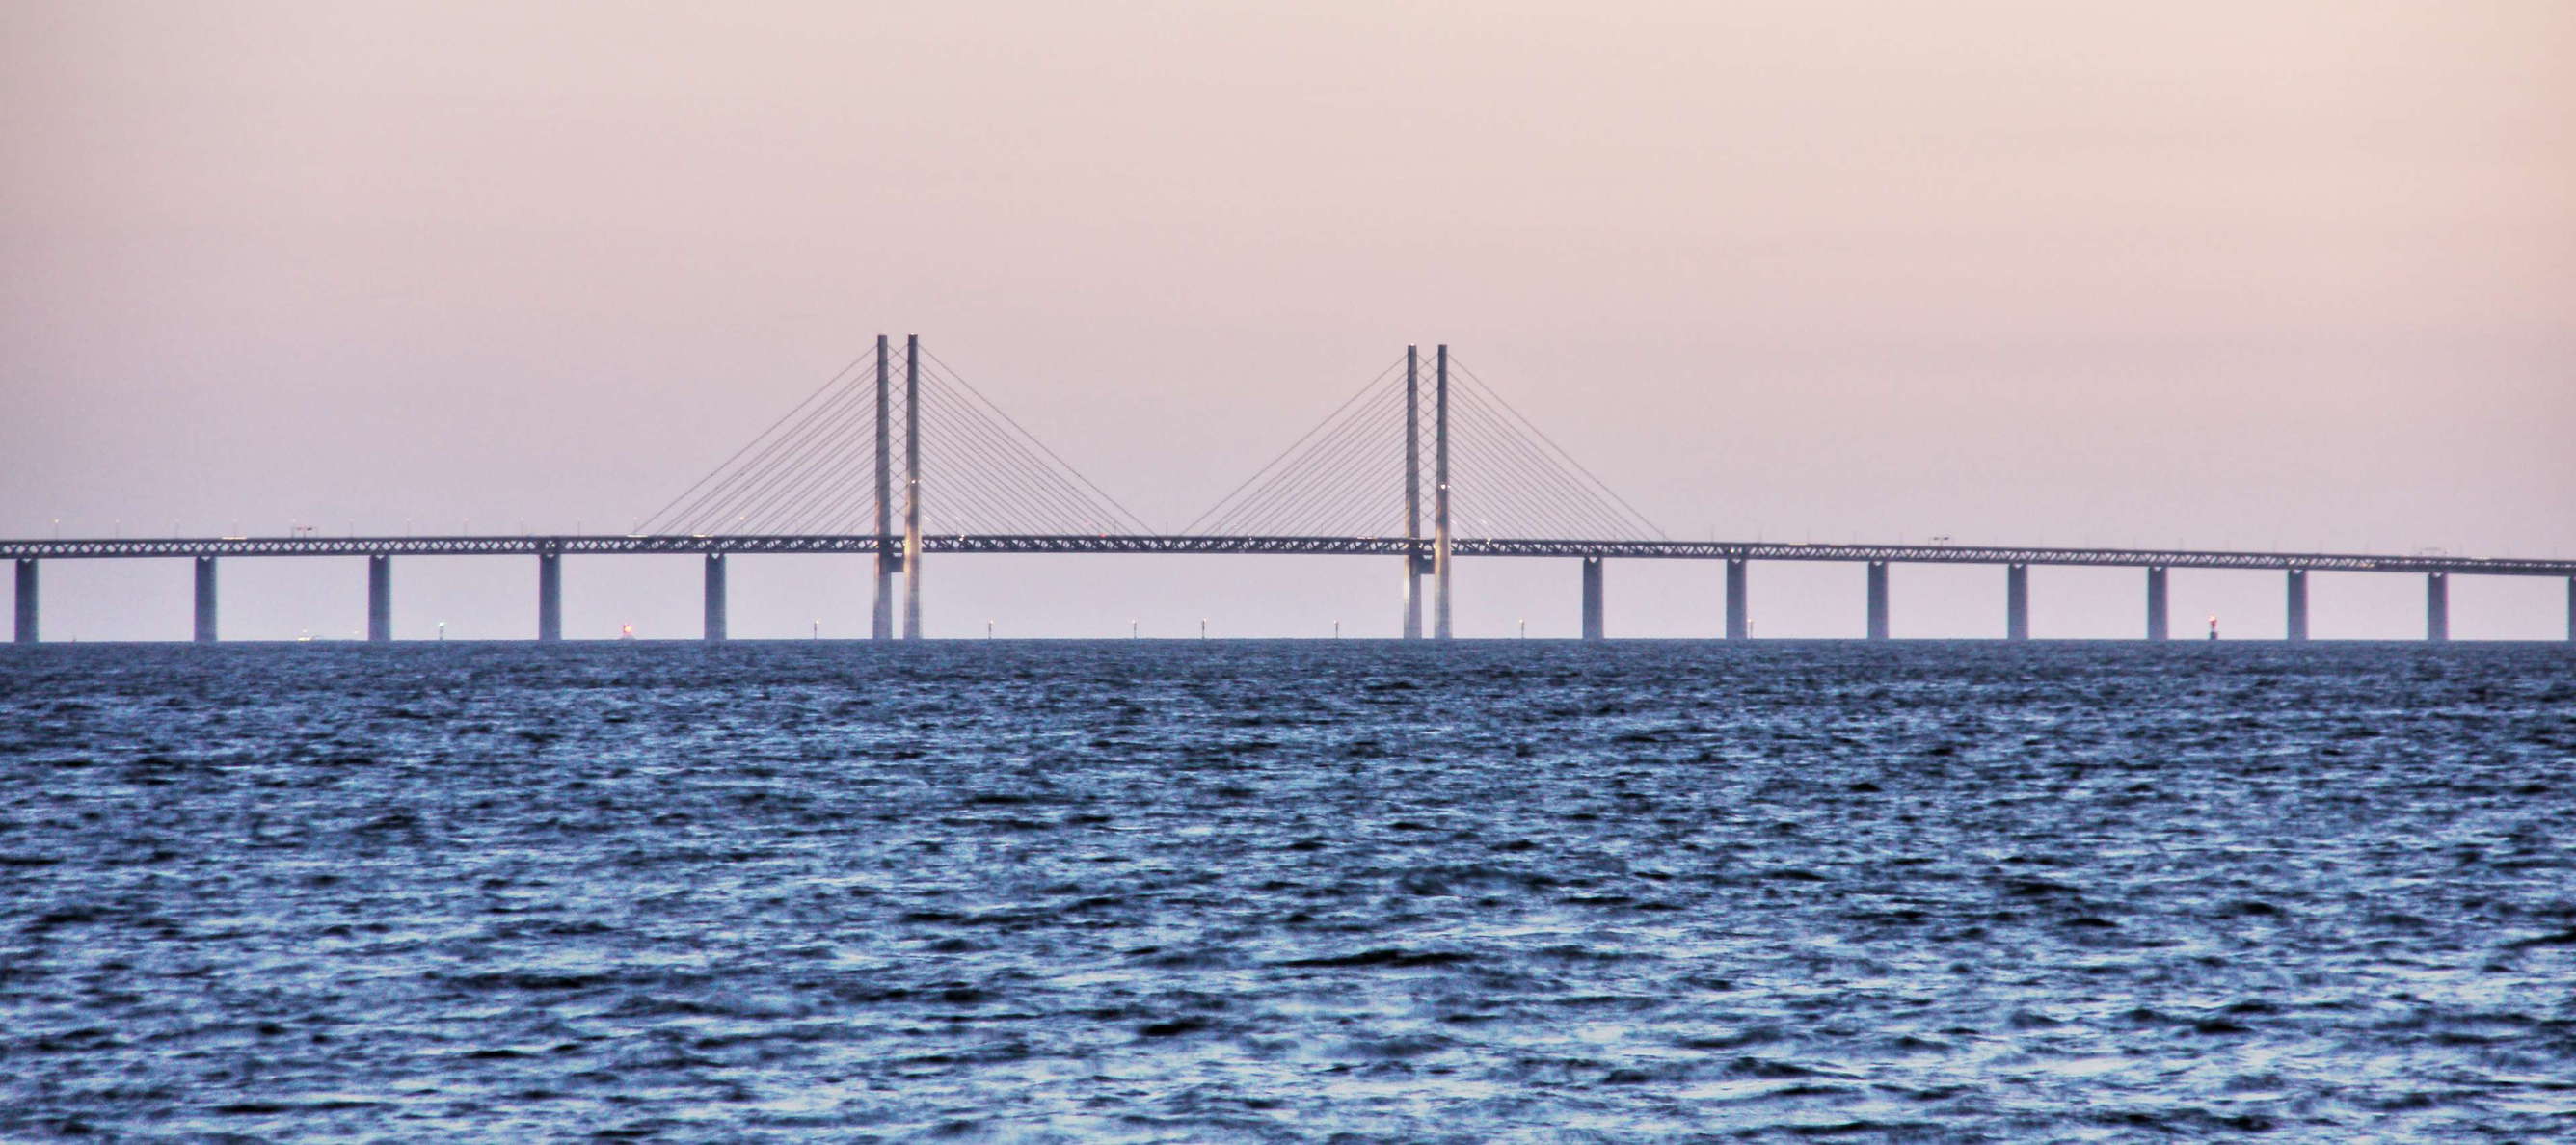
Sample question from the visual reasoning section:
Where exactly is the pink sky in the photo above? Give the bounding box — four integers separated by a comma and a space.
5, 2, 2571, 638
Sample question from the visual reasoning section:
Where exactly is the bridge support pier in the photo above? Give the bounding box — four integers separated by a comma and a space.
2426, 572, 2448, 642
901, 553, 921, 641
704, 554, 727, 642
2285, 569, 2309, 642
2568, 576, 2574, 643
193, 557, 218, 643
367, 556, 391, 643
1402, 554, 1428, 639
2005, 563, 2030, 641
872, 554, 898, 641
2145, 566, 2168, 641
1865, 561, 1890, 641
13, 559, 35, 645
872, 557, 895, 641
1725, 559, 1749, 640
1580, 558, 1604, 642
537, 553, 562, 642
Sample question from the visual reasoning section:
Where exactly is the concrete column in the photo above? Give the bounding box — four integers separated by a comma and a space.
902, 333, 923, 640
2285, 569, 2309, 643
704, 553, 728, 642
1402, 345, 1423, 640
193, 556, 218, 643
2145, 566, 2169, 641
2568, 576, 2574, 643
1404, 554, 1433, 638
1580, 558, 1605, 642
1433, 344, 1452, 640
1865, 561, 1890, 641
2426, 572, 2449, 643
366, 556, 392, 643
13, 559, 36, 644
872, 333, 895, 642
2005, 563, 2030, 641
537, 553, 562, 642
1725, 558, 1749, 640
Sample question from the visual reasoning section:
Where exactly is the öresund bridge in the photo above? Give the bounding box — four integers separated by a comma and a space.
7, 338, 2572, 644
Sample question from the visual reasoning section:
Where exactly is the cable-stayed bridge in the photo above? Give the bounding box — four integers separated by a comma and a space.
7, 336, 2574, 643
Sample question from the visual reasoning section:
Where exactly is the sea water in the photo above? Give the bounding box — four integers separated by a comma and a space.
1, 641, 2570, 1141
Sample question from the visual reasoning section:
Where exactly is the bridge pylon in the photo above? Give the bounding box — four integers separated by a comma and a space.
1185, 342, 1660, 637
635, 333, 1145, 638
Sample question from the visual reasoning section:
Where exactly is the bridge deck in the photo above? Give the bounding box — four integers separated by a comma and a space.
3, 535, 2569, 576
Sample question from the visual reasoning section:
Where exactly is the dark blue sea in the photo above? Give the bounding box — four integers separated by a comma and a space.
1, 641, 2571, 1142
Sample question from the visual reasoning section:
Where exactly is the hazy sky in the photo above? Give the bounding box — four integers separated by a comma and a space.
5, 1, 2571, 640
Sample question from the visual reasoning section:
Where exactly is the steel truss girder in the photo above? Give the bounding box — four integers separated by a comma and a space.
0, 534, 2568, 577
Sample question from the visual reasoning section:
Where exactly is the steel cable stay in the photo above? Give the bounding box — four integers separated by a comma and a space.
914, 371, 1091, 526
913, 383, 1123, 535
1231, 462, 1396, 539
647, 368, 881, 534
914, 371, 1137, 534
635, 343, 1665, 546
1198, 386, 1402, 536
1448, 397, 1636, 539
1450, 424, 1565, 537
914, 401, 1102, 536
916, 378, 1135, 535
765, 430, 901, 535
1451, 392, 1651, 539
696, 388, 889, 533
1203, 382, 1409, 537
646, 386, 858, 533
1213, 413, 1402, 537
770, 383, 929, 535
912, 454, 1038, 536
1188, 360, 1404, 534
916, 348, 1152, 534
909, 400, 1060, 533
1446, 356, 1665, 539
916, 360, 1132, 531
1457, 420, 1634, 539
632, 350, 874, 533
932, 396, 1128, 535
658, 413, 848, 532
1180, 356, 1407, 535
656, 358, 882, 533
1447, 364, 1645, 537
909, 411, 1068, 535
903, 416, 1061, 535
914, 351, 1143, 533
1448, 406, 1605, 538
1231, 408, 1410, 538
1446, 400, 1607, 537
1216, 431, 1398, 536
765, 463, 869, 535
637, 341, 1167, 538
759, 405, 910, 533
670, 387, 881, 534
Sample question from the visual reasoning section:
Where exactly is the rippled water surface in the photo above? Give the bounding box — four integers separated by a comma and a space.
2, 640, 2572, 1142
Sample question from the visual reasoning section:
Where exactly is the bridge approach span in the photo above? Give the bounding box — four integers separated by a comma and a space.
4, 534, 2572, 578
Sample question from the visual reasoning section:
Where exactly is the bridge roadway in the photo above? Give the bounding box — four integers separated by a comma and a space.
6, 533, 2574, 576
7, 534, 2574, 643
